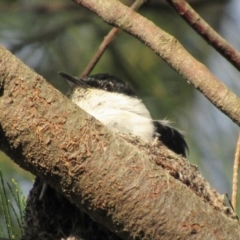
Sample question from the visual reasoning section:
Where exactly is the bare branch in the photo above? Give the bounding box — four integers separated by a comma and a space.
80, 27, 119, 78
0, 44, 240, 239
73, 0, 240, 127
166, 0, 240, 72
232, 133, 240, 210
80, 0, 146, 78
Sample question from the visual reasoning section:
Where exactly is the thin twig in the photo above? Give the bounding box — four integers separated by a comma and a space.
166, 0, 240, 72
80, 0, 147, 78
232, 133, 240, 210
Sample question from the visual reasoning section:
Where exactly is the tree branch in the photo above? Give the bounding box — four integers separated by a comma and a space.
0, 44, 240, 239
166, 0, 240, 72
80, 0, 146, 78
73, 0, 240, 127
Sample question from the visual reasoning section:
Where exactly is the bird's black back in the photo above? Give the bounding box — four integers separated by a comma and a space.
82, 73, 137, 97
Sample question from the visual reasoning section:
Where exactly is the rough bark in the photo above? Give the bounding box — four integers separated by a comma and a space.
0, 46, 240, 239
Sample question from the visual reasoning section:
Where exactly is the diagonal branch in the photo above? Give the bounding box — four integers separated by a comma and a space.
73, 0, 240, 127
0, 44, 240, 239
166, 0, 240, 72
80, 0, 147, 78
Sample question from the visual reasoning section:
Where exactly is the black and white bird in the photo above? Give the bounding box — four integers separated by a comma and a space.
39, 72, 188, 199
59, 72, 188, 157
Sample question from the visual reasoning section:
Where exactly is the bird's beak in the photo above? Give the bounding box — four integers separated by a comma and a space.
59, 72, 88, 89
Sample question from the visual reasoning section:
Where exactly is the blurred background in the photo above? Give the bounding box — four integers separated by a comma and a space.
0, 0, 240, 235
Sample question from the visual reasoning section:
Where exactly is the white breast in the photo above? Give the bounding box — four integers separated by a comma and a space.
70, 88, 154, 141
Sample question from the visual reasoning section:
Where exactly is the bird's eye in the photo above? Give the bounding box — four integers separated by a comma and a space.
104, 82, 113, 91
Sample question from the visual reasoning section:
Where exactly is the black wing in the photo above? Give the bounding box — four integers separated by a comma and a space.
153, 121, 188, 157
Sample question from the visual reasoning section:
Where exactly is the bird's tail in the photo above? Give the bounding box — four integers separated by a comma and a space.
153, 120, 188, 157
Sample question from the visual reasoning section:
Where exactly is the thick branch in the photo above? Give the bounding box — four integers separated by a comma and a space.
0, 46, 240, 239
166, 0, 240, 72
74, 0, 240, 127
